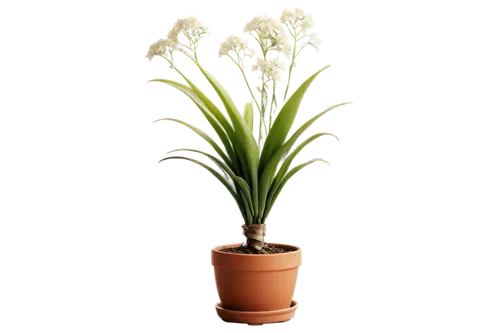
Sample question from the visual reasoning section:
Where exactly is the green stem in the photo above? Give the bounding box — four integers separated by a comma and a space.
228, 55, 261, 114
269, 83, 278, 127
281, 48, 297, 104
233, 59, 256, 99
257, 115, 264, 146
260, 85, 267, 140
283, 29, 298, 102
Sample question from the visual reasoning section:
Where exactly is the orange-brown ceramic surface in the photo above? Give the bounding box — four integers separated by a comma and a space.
211, 243, 302, 312
215, 300, 298, 325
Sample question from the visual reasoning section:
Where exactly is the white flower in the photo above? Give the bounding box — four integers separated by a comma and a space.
273, 31, 293, 58
243, 16, 291, 58
241, 13, 284, 38
279, 7, 323, 52
307, 29, 324, 50
218, 35, 255, 58
145, 38, 177, 61
297, 29, 324, 52
280, 8, 315, 31
252, 57, 286, 83
165, 15, 209, 51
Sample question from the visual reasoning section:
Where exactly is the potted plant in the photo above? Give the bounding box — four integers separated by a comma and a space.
146, 8, 350, 325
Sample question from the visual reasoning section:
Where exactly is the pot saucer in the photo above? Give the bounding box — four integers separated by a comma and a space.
214, 300, 298, 325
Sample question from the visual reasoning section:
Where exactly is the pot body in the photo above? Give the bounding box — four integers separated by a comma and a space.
211, 243, 302, 311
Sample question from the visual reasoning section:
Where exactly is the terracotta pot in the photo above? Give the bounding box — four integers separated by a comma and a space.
211, 243, 302, 312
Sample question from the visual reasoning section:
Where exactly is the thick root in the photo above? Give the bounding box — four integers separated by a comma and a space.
242, 224, 266, 251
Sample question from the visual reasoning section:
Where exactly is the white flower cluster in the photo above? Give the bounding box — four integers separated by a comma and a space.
145, 15, 209, 62
298, 29, 324, 51
251, 58, 286, 83
280, 8, 315, 30
280, 8, 322, 53
167, 15, 210, 43
243, 15, 279, 36
218, 35, 255, 58
243, 16, 291, 57
145, 38, 177, 61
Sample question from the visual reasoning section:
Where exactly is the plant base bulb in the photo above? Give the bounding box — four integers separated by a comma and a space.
242, 224, 266, 251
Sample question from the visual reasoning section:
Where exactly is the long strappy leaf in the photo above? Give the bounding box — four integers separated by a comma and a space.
258, 103, 350, 217
149, 79, 240, 173
158, 156, 245, 219
154, 118, 233, 168
196, 63, 261, 219
268, 133, 338, 202
262, 158, 330, 222
231, 176, 254, 215
258, 66, 330, 176
166, 148, 234, 180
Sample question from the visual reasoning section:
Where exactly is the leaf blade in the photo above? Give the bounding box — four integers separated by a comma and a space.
258, 66, 330, 176
262, 158, 330, 222
196, 63, 261, 218
258, 102, 350, 217
244, 102, 254, 132
154, 118, 233, 168
158, 156, 246, 220
160, 156, 237, 197
268, 133, 338, 202
231, 175, 254, 215
287, 100, 354, 142
166, 148, 234, 178
149, 79, 241, 174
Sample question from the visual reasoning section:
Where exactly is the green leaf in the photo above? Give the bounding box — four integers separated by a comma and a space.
177, 51, 229, 120
240, 192, 254, 225
146, 75, 228, 136
287, 100, 354, 142
157, 156, 243, 208
232, 147, 252, 190
164, 150, 255, 219
262, 158, 330, 222
176, 66, 232, 121
149, 79, 241, 174
258, 102, 350, 218
196, 63, 261, 218
166, 148, 234, 179
254, 101, 352, 217
170, 72, 235, 137
243, 102, 253, 132
268, 133, 338, 202
231, 175, 254, 215
258, 66, 330, 176
154, 118, 233, 168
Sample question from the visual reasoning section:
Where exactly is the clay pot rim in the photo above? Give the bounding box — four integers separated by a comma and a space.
214, 299, 301, 316
212, 242, 301, 256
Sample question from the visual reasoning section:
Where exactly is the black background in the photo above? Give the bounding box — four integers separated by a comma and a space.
112, 1, 395, 328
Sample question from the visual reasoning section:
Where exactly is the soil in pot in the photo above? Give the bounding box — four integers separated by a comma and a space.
219, 244, 296, 254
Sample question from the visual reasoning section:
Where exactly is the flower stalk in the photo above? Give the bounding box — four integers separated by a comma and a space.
281, 48, 298, 103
